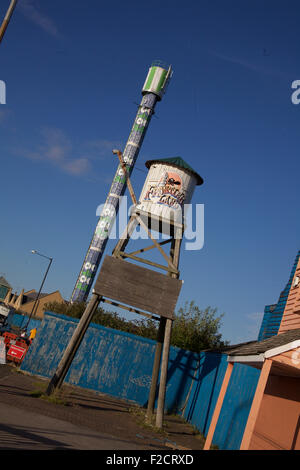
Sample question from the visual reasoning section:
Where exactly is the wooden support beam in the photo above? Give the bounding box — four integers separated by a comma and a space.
155, 317, 173, 428
146, 317, 166, 420
155, 238, 182, 429
240, 359, 272, 450
129, 238, 172, 257
203, 362, 234, 450
118, 251, 179, 275
100, 298, 160, 321
112, 215, 139, 257
0, 0, 18, 44
136, 215, 178, 273
113, 149, 137, 205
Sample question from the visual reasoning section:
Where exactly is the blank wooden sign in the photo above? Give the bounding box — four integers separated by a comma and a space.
94, 256, 182, 319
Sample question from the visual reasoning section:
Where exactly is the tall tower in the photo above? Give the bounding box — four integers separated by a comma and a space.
70, 61, 172, 303
47, 155, 204, 430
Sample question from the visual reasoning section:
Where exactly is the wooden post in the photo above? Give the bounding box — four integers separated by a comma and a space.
240, 359, 272, 450
146, 317, 166, 420
0, 0, 18, 44
155, 317, 173, 428
155, 237, 181, 428
46, 293, 101, 395
203, 362, 234, 450
113, 150, 137, 205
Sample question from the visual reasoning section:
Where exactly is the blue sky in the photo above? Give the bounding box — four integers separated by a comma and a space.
1, 0, 300, 344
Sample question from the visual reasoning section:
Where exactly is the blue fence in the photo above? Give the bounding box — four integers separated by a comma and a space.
21, 311, 259, 449
6, 312, 41, 332
182, 353, 260, 449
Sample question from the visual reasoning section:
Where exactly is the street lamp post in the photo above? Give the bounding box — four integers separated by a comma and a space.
25, 250, 53, 331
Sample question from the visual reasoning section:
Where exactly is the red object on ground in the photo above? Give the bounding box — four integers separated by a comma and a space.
1, 332, 30, 364
2, 332, 17, 347
7, 344, 28, 364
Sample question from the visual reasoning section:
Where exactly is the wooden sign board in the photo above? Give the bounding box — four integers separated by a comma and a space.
7, 344, 27, 362
94, 256, 182, 319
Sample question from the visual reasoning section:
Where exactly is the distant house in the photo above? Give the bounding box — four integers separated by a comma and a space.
3, 288, 64, 319
0, 276, 12, 301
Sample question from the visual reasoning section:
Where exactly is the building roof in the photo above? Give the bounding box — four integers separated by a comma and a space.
258, 250, 300, 340
22, 292, 50, 304
0, 276, 11, 289
206, 340, 257, 354
145, 157, 204, 185
227, 328, 300, 357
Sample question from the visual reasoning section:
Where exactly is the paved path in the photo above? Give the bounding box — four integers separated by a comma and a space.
0, 364, 204, 451
0, 402, 146, 450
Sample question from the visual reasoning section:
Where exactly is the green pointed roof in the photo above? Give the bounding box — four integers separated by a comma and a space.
145, 157, 203, 185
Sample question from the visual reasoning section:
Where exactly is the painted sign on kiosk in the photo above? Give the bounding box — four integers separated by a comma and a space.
135, 157, 203, 234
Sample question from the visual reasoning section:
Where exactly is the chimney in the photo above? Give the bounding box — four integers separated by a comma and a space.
14, 289, 24, 310
3, 287, 12, 305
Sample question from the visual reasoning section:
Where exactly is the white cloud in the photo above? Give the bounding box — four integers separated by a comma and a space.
85, 139, 124, 159
19, 0, 61, 39
63, 158, 91, 176
14, 127, 90, 176
12, 127, 122, 178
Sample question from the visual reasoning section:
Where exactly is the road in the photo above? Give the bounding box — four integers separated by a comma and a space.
0, 401, 147, 450
0, 364, 204, 451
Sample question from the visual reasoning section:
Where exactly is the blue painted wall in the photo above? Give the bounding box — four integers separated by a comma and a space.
181, 352, 260, 449
21, 312, 197, 410
6, 312, 41, 332
21, 311, 259, 449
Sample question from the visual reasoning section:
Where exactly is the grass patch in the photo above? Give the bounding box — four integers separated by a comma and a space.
129, 406, 167, 435
129, 406, 218, 449
41, 393, 68, 406
28, 385, 69, 406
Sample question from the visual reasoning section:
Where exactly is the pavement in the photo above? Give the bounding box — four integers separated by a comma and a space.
0, 363, 205, 451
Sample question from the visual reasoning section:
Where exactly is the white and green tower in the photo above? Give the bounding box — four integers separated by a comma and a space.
71, 61, 172, 303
